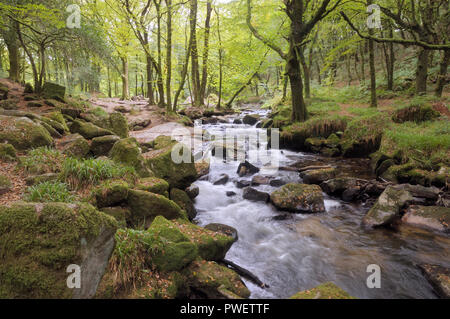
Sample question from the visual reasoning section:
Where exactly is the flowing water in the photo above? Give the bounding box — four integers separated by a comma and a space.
193, 108, 450, 299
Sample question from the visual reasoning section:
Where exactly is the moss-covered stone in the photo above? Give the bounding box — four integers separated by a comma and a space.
100, 207, 130, 228
419, 264, 450, 299
0, 99, 19, 110
44, 111, 69, 133
144, 140, 198, 189
270, 183, 325, 213
0, 115, 53, 150
300, 167, 337, 185
392, 104, 440, 123
362, 185, 413, 228
41, 82, 65, 100
170, 188, 197, 220
0, 202, 117, 298
70, 119, 115, 140
290, 282, 354, 299
135, 177, 169, 196
184, 260, 250, 299
0, 143, 17, 162
109, 137, 152, 178
59, 133, 90, 158
173, 219, 235, 261
91, 135, 120, 157
108, 112, 129, 138
0, 174, 12, 195
402, 205, 450, 234
94, 180, 129, 208
0, 83, 8, 100
127, 189, 186, 227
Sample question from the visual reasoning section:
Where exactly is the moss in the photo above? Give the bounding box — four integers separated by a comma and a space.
45, 111, 69, 133
70, 119, 114, 140
0, 99, 19, 110
108, 113, 129, 138
270, 183, 325, 213
184, 260, 250, 299
392, 104, 440, 123
41, 82, 65, 100
0, 115, 53, 150
60, 134, 90, 158
290, 282, 354, 299
0, 143, 17, 162
100, 207, 130, 228
127, 189, 186, 228
144, 142, 198, 189
135, 177, 169, 196
94, 180, 129, 208
170, 189, 197, 220
109, 137, 152, 178
173, 219, 235, 261
0, 174, 12, 194
90, 135, 120, 157
0, 202, 117, 298
40, 117, 66, 135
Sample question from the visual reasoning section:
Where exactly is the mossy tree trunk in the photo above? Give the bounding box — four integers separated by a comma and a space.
435, 49, 450, 97
120, 56, 130, 100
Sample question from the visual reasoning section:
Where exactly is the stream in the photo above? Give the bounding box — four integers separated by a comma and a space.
192, 108, 450, 299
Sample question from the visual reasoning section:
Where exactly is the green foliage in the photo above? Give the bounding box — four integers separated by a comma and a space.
24, 181, 75, 203
60, 157, 136, 189
20, 147, 65, 175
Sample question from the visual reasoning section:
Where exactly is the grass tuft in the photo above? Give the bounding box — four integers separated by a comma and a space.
24, 181, 75, 203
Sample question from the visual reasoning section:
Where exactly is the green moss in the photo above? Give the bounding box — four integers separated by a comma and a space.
108, 113, 129, 138
0, 202, 117, 298
392, 104, 440, 123
0, 143, 17, 162
60, 134, 90, 158
41, 82, 65, 100
170, 188, 197, 220
290, 282, 354, 299
109, 137, 152, 178
70, 119, 114, 140
100, 207, 130, 228
270, 183, 325, 213
136, 177, 169, 196
24, 181, 75, 203
0, 175, 12, 194
94, 180, 129, 208
0, 115, 53, 150
45, 111, 69, 133
20, 146, 64, 175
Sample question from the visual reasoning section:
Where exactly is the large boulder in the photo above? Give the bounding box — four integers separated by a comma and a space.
135, 177, 169, 197
70, 119, 115, 140
237, 161, 260, 177
243, 187, 270, 202
185, 184, 200, 200
184, 260, 250, 299
270, 183, 325, 213
419, 264, 450, 299
90, 135, 120, 157
0, 115, 53, 150
300, 167, 337, 184
127, 189, 186, 228
41, 82, 65, 101
93, 180, 129, 208
242, 114, 260, 125
290, 282, 354, 299
144, 140, 197, 189
362, 186, 413, 228
0, 202, 117, 298
108, 113, 129, 138
109, 137, 152, 178
402, 205, 450, 234
170, 188, 197, 220
59, 134, 90, 158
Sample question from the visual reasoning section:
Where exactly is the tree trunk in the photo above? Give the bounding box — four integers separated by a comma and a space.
107, 65, 112, 98
416, 47, 429, 94
299, 48, 310, 99
190, 0, 201, 106
146, 55, 155, 104
120, 56, 130, 100
435, 49, 450, 97
367, 2, 377, 108
200, 0, 212, 103
165, 0, 173, 111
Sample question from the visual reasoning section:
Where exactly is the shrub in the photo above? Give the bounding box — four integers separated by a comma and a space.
60, 157, 136, 189
20, 147, 65, 174
24, 181, 75, 203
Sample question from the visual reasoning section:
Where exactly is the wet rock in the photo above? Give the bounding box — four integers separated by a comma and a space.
233, 119, 242, 124
195, 161, 210, 177
290, 282, 354, 299
251, 175, 271, 186
270, 183, 325, 213
0, 174, 12, 195
90, 135, 120, 157
236, 180, 251, 189
183, 107, 204, 120
300, 167, 337, 185
205, 223, 238, 241
242, 114, 260, 125
0, 202, 117, 298
269, 179, 286, 187
170, 188, 197, 220
418, 264, 450, 299
59, 133, 90, 158
362, 186, 413, 228
402, 205, 450, 234
243, 187, 270, 202
237, 161, 260, 177
226, 191, 237, 197
213, 174, 229, 185
185, 184, 200, 200
0, 115, 53, 150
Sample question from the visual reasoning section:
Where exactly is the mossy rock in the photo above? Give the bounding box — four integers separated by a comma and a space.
70, 119, 115, 140
91, 135, 120, 157
108, 112, 129, 138
402, 205, 450, 234
44, 111, 69, 133
135, 177, 169, 196
362, 185, 413, 228
270, 183, 325, 213
184, 260, 250, 299
0, 174, 12, 195
151, 135, 175, 150
109, 137, 152, 178
41, 82, 65, 100
25, 173, 59, 186
0, 99, 19, 110
290, 282, 354, 299
392, 104, 440, 123
40, 116, 66, 135
0, 143, 17, 162
173, 219, 235, 261
24, 83, 33, 94
0, 115, 53, 150
100, 207, 131, 228
170, 188, 197, 220
0, 202, 117, 298
304, 137, 326, 152
0, 83, 8, 100
59, 133, 90, 158
300, 168, 337, 185
94, 180, 129, 208
144, 140, 198, 189
127, 189, 186, 228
